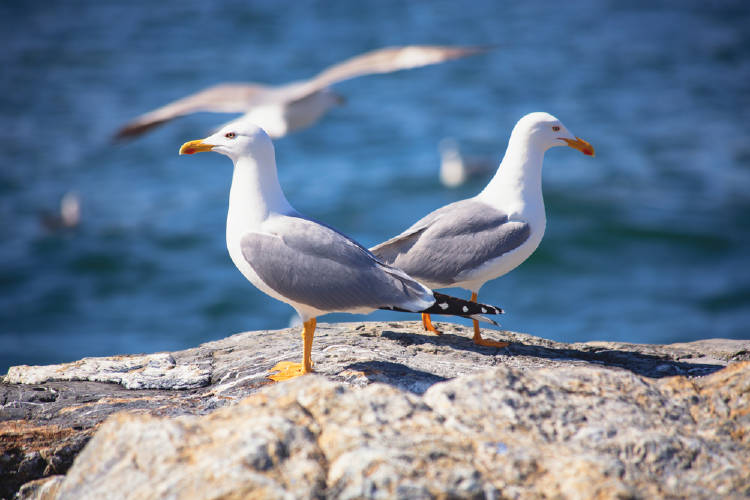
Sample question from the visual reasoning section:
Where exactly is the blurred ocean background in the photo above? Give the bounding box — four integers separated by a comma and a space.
1, 1, 749, 372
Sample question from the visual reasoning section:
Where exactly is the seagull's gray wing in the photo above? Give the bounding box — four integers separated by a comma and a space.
280, 45, 491, 103
370, 199, 530, 286
241, 215, 433, 313
369, 208, 445, 264
115, 83, 268, 139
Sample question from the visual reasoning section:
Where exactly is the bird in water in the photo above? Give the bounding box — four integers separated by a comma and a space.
438, 137, 496, 188
40, 191, 81, 232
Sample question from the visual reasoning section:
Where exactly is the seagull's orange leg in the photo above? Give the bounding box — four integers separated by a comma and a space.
471, 292, 509, 348
269, 318, 316, 381
421, 313, 442, 335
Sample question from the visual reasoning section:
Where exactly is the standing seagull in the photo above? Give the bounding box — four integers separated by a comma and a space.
119, 45, 489, 140
371, 112, 595, 347
179, 122, 502, 381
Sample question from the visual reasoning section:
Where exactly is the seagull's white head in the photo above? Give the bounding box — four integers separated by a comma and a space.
178, 121, 275, 163
512, 112, 595, 156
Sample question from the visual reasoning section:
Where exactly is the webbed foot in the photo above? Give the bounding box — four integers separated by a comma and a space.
472, 336, 509, 348
268, 361, 313, 381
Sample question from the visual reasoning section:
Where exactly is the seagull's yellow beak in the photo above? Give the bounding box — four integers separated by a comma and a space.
179, 139, 214, 155
560, 137, 595, 157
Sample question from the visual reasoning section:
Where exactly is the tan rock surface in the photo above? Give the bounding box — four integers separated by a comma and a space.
45, 363, 750, 499
2, 321, 748, 499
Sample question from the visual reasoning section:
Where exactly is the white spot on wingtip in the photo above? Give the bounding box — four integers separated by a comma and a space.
462, 306, 469, 313
439, 302, 449, 310
481, 307, 487, 313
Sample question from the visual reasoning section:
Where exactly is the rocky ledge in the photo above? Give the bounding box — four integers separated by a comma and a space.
1, 321, 748, 499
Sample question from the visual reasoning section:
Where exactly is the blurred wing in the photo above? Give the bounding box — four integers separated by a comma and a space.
284, 45, 492, 102
114, 83, 268, 139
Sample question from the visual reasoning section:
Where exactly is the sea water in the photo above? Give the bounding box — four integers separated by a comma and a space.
1, 0, 749, 371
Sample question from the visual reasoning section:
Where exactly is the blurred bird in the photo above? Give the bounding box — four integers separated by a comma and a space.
40, 191, 81, 231
178, 121, 503, 381
117, 45, 490, 141
371, 113, 595, 346
438, 137, 495, 188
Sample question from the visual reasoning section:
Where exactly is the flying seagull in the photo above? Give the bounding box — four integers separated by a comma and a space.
119, 45, 489, 140
371, 112, 595, 347
179, 121, 503, 381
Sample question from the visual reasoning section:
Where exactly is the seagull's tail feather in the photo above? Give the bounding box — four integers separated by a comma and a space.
381, 292, 503, 325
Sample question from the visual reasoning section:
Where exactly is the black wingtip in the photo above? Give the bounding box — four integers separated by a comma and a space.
422, 292, 504, 319
112, 126, 140, 143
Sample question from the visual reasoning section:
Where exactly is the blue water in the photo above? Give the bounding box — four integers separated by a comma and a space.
2, 1, 749, 372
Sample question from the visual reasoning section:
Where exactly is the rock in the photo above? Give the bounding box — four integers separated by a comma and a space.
6, 353, 211, 390
1, 321, 748, 499
28, 363, 750, 499
14, 476, 63, 500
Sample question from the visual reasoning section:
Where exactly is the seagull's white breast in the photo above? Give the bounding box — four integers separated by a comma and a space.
243, 105, 289, 139
281, 90, 339, 133
453, 216, 545, 292
454, 185, 547, 292
243, 91, 338, 138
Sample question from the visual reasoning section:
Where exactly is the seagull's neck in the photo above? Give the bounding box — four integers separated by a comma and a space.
227, 154, 294, 231
476, 136, 546, 218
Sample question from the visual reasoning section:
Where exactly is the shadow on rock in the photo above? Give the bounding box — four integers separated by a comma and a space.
380, 329, 724, 379
343, 360, 448, 394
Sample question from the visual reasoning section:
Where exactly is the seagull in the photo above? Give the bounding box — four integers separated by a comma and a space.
179, 121, 503, 381
40, 191, 81, 231
438, 137, 495, 188
371, 112, 595, 347
119, 45, 489, 141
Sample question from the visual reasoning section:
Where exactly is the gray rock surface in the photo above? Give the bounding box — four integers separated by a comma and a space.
13, 476, 63, 500
1, 321, 748, 499
28, 362, 750, 499
6, 353, 211, 390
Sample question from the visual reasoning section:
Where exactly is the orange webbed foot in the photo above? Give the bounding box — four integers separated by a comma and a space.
473, 337, 510, 349
268, 361, 313, 382
472, 310, 508, 348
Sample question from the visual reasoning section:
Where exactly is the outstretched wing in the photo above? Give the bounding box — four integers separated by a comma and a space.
284, 44, 492, 103
115, 83, 268, 139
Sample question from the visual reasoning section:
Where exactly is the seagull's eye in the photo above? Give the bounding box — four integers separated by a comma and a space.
552, 126, 560, 132
225, 132, 236, 139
